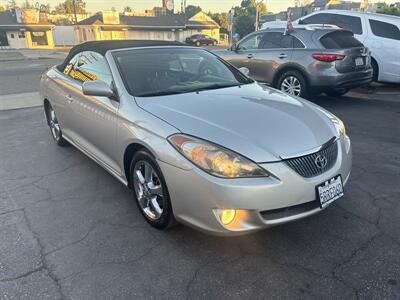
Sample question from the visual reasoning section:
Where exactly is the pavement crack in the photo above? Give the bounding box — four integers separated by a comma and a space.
21, 208, 68, 300
0, 267, 44, 282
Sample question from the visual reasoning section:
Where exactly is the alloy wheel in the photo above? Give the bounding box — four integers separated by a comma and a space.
133, 160, 164, 220
280, 76, 302, 96
48, 107, 61, 141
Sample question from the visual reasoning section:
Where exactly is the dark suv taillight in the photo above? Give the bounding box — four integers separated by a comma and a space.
312, 53, 345, 62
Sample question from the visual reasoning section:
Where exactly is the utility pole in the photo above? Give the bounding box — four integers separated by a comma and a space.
72, 0, 78, 24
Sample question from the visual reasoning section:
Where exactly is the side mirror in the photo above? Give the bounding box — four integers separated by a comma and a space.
238, 67, 250, 76
230, 43, 238, 52
82, 80, 116, 99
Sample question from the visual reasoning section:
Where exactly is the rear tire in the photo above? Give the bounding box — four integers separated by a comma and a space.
325, 88, 349, 97
195, 41, 201, 47
45, 104, 69, 147
371, 59, 379, 82
276, 70, 308, 98
130, 150, 174, 229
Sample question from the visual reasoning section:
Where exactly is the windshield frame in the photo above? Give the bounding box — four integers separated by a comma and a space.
111, 46, 254, 98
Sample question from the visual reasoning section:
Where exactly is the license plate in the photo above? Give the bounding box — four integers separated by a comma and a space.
316, 175, 344, 209
355, 57, 364, 66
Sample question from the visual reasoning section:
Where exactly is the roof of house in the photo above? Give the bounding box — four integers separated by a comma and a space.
77, 12, 219, 29
58, 40, 188, 71
0, 10, 54, 30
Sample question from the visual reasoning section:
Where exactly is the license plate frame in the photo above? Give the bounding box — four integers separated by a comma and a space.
316, 175, 344, 209
355, 57, 364, 66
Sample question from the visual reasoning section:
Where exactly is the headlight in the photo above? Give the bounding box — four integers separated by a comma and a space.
168, 134, 269, 178
333, 116, 346, 136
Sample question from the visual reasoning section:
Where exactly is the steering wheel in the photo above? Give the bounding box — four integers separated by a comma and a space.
192, 61, 219, 81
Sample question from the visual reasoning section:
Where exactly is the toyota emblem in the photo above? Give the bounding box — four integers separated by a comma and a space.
315, 155, 327, 169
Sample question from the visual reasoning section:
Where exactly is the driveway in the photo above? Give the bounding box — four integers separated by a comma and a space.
0, 90, 399, 299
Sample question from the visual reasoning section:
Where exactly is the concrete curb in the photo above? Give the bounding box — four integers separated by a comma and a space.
0, 92, 42, 111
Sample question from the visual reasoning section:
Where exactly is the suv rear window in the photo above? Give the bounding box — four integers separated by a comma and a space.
369, 19, 400, 40
320, 31, 363, 49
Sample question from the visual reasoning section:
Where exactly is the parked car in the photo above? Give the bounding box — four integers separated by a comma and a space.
215, 26, 372, 98
186, 34, 218, 46
264, 10, 400, 83
40, 40, 352, 236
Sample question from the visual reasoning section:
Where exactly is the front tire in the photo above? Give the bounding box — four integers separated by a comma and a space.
276, 70, 308, 98
130, 150, 174, 229
195, 41, 201, 47
45, 104, 69, 147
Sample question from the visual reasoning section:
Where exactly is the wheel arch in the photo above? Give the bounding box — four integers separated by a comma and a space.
123, 142, 157, 188
371, 56, 379, 81
272, 64, 310, 89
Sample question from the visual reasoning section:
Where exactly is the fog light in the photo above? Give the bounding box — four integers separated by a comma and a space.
217, 209, 236, 225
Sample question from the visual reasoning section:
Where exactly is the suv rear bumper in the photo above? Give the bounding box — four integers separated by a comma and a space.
309, 68, 373, 92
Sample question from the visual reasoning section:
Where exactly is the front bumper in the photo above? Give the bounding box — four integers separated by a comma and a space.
159, 136, 352, 236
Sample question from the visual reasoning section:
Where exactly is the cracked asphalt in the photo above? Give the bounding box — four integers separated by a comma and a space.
1, 83, 400, 298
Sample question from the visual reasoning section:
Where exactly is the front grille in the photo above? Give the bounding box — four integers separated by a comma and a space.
285, 141, 338, 178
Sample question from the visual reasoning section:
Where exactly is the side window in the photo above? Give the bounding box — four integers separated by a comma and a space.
369, 19, 400, 40
74, 51, 113, 85
63, 54, 80, 78
237, 34, 264, 50
302, 13, 332, 25
261, 32, 292, 49
293, 36, 305, 48
331, 14, 362, 35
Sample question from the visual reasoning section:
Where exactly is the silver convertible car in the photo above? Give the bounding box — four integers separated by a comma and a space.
40, 40, 352, 236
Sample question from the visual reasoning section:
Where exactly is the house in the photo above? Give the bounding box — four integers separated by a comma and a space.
0, 9, 54, 49
75, 11, 220, 44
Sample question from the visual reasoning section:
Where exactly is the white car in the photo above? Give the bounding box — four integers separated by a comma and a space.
263, 10, 400, 83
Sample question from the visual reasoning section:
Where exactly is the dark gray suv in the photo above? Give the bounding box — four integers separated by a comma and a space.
215, 26, 373, 97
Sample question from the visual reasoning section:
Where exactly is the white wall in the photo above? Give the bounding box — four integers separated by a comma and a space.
6, 31, 27, 49
53, 26, 77, 46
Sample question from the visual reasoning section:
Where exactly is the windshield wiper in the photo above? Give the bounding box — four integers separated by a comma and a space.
136, 90, 187, 97
190, 83, 242, 93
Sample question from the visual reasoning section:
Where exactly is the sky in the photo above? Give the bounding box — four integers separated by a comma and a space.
2, 0, 397, 14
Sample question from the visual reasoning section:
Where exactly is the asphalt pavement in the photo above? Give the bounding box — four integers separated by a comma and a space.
0, 58, 399, 299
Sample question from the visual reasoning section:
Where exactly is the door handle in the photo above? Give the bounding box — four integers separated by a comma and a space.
278, 53, 288, 59
65, 95, 74, 103
247, 53, 254, 59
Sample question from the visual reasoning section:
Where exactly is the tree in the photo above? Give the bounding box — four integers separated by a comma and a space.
111, 6, 116, 12
232, 0, 268, 38
55, 0, 86, 14
377, 7, 400, 17
209, 12, 229, 30
6, 0, 18, 9
0, 6, 5, 12
21, 0, 34, 9
184, 5, 202, 17
124, 6, 132, 13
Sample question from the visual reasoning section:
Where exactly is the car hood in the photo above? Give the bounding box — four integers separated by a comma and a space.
135, 83, 338, 162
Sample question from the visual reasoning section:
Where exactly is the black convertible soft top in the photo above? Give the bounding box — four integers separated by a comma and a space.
57, 40, 188, 72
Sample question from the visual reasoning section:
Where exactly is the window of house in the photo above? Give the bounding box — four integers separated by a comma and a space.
18, 32, 25, 38
369, 19, 400, 40
10, 33, 15, 38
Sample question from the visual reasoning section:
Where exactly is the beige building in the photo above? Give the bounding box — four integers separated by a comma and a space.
75, 11, 220, 44
0, 9, 54, 49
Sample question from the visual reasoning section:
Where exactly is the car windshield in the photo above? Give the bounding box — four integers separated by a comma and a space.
113, 47, 253, 97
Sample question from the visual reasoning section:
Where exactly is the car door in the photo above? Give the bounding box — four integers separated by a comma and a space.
68, 51, 121, 174
246, 31, 293, 83
49, 53, 82, 140
228, 32, 265, 77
